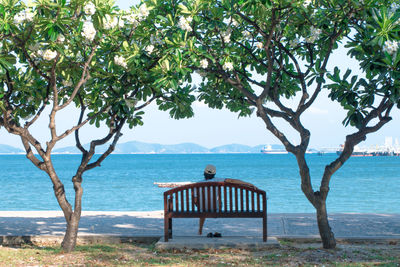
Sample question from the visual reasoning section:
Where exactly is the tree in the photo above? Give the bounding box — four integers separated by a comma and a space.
0, 0, 194, 252
150, 0, 398, 249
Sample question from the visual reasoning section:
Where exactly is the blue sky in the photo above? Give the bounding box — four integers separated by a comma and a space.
1, 0, 399, 149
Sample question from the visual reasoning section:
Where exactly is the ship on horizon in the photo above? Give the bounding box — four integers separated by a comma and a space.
336, 137, 400, 157
260, 145, 288, 154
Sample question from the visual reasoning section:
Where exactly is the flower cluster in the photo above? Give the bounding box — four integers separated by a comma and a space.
83, 2, 96, 16
383, 40, 399, 55
200, 59, 208, 69
81, 21, 96, 41
138, 4, 150, 21
123, 14, 139, 27
114, 55, 128, 68
221, 28, 232, 43
305, 26, 322, 43
146, 45, 155, 54
56, 34, 65, 44
303, 0, 312, 8
103, 14, 119, 29
223, 61, 234, 71
41, 49, 57, 61
256, 42, 263, 49
231, 18, 239, 27
14, 9, 34, 24
177, 16, 192, 32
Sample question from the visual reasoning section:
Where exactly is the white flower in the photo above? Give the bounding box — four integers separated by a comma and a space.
289, 38, 300, 48
232, 18, 239, 27
25, 9, 34, 21
305, 26, 322, 43
81, 21, 96, 41
103, 14, 118, 30
114, 55, 128, 68
83, 2, 96, 16
118, 18, 125, 28
383, 40, 399, 55
303, 0, 312, 8
56, 34, 65, 43
0, 42, 2, 49
223, 61, 234, 71
221, 28, 232, 43
200, 59, 208, 69
14, 9, 34, 24
177, 16, 192, 32
42, 49, 57, 61
256, 42, 263, 49
138, 4, 149, 21
145, 45, 155, 54
14, 13, 25, 24
123, 14, 139, 27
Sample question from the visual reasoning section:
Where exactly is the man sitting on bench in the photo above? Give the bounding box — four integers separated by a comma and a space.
193, 164, 257, 237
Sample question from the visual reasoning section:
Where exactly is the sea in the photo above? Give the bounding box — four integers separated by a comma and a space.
0, 153, 399, 213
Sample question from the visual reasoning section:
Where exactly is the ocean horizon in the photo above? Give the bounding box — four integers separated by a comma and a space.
1, 153, 399, 213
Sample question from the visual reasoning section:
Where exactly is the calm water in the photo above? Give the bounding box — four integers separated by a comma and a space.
0, 154, 399, 213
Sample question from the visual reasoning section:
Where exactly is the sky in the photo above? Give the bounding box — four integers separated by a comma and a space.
1, 0, 399, 150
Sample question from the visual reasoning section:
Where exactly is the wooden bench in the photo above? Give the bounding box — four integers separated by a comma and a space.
163, 181, 267, 242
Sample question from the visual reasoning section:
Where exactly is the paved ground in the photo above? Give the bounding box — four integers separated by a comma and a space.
0, 211, 399, 240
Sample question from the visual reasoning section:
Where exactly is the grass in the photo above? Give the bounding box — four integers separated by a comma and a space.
0, 240, 399, 266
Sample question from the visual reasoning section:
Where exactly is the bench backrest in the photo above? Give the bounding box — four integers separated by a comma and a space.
164, 181, 266, 214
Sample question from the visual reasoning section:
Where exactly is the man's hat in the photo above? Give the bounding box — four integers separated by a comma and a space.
204, 164, 216, 175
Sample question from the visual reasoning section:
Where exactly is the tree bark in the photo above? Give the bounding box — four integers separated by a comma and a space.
296, 152, 337, 249
61, 212, 81, 252
315, 198, 336, 249
61, 174, 83, 252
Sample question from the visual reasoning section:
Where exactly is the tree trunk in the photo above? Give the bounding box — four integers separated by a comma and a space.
316, 200, 336, 249
61, 212, 81, 252
61, 175, 84, 252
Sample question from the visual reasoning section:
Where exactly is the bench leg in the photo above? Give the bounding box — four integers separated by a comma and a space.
168, 218, 172, 239
164, 216, 169, 242
263, 215, 267, 242
198, 217, 205, 235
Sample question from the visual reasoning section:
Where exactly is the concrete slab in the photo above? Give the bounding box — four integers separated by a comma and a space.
1, 211, 400, 246
155, 236, 280, 250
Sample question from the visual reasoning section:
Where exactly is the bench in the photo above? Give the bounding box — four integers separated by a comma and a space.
163, 181, 267, 242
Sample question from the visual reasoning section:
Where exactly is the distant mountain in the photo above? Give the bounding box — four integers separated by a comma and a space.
114, 141, 209, 154
0, 144, 24, 154
0, 141, 284, 154
53, 141, 210, 154
210, 144, 260, 153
